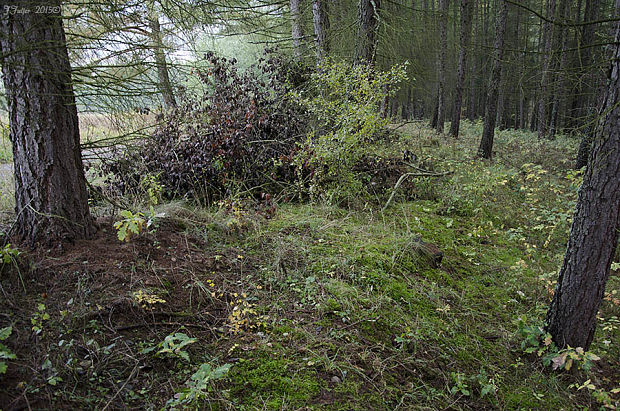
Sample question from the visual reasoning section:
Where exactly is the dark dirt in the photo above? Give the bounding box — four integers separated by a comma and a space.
0, 217, 249, 409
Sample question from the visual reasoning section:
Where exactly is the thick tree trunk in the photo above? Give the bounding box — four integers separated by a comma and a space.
0, 1, 96, 245
290, 0, 305, 60
148, 15, 176, 109
537, 0, 557, 139
356, 0, 381, 64
450, 0, 473, 138
435, 0, 448, 134
545, 4, 620, 349
312, 0, 330, 66
478, 0, 507, 159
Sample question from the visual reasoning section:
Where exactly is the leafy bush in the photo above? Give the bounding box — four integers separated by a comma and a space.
104, 50, 310, 204
105, 53, 408, 207
292, 60, 408, 204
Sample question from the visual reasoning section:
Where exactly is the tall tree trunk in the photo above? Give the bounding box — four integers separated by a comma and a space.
290, 0, 306, 60
478, 0, 508, 159
148, 15, 176, 109
573, 0, 603, 168
570, 0, 599, 130
537, 0, 557, 139
435, 0, 448, 134
549, 0, 570, 136
356, 0, 381, 64
545, 1, 620, 349
496, 70, 505, 129
450, 0, 473, 137
467, 0, 478, 120
0, 1, 96, 245
312, 0, 330, 66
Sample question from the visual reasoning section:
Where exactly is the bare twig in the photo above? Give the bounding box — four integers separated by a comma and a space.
382, 170, 452, 213
101, 362, 139, 411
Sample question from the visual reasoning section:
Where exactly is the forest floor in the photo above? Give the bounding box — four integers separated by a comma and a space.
0, 121, 619, 410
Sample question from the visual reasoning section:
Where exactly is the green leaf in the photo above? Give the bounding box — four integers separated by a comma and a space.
0, 326, 11, 341
117, 225, 128, 241
480, 385, 493, 397
0, 361, 7, 374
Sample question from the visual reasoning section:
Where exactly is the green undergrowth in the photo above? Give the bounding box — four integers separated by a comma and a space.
2, 121, 618, 409
176, 121, 616, 409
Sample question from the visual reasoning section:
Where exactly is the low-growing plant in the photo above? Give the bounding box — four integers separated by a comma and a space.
114, 210, 147, 242
515, 316, 619, 407
113, 207, 163, 242
0, 326, 16, 375
0, 243, 18, 265
449, 372, 471, 396
165, 362, 232, 409
132, 289, 166, 309
142, 332, 197, 362
31, 303, 49, 336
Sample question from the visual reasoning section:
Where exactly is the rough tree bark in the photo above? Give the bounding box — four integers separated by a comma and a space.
0, 0, 97, 245
312, 0, 330, 66
356, 0, 381, 64
435, 0, 448, 134
450, 0, 473, 138
545, 1, 620, 349
478, 0, 508, 159
148, 14, 177, 109
290, 0, 305, 60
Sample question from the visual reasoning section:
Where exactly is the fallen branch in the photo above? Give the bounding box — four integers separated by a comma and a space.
115, 322, 213, 332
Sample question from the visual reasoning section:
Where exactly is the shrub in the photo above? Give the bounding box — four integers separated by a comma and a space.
104, 50, 310, 204
104, 53, 408, 207
292, 60, 408, 204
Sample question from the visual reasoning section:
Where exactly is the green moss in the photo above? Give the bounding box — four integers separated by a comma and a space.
228, 353, 322, 409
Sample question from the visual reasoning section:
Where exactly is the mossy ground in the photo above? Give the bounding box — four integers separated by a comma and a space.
0, 121, 618, 409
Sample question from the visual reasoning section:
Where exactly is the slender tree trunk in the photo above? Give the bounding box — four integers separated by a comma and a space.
356, 0, 381, 64
478, 0, 508, 159
148, 15, 176, 109
435, 0, 448, 134
546, 2, 620, 349
430, 84, 439, 129
467, 0, 478, 120
496, 70, 505, 129
0, 0, 96, 245
549, 0, 570, 136
574, 0, 602, 168
450, 0, 473, 137
570, 0, 599, 130
312, 0, 330, 66
537, 0, 557, 139
290, 0, 305, 60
